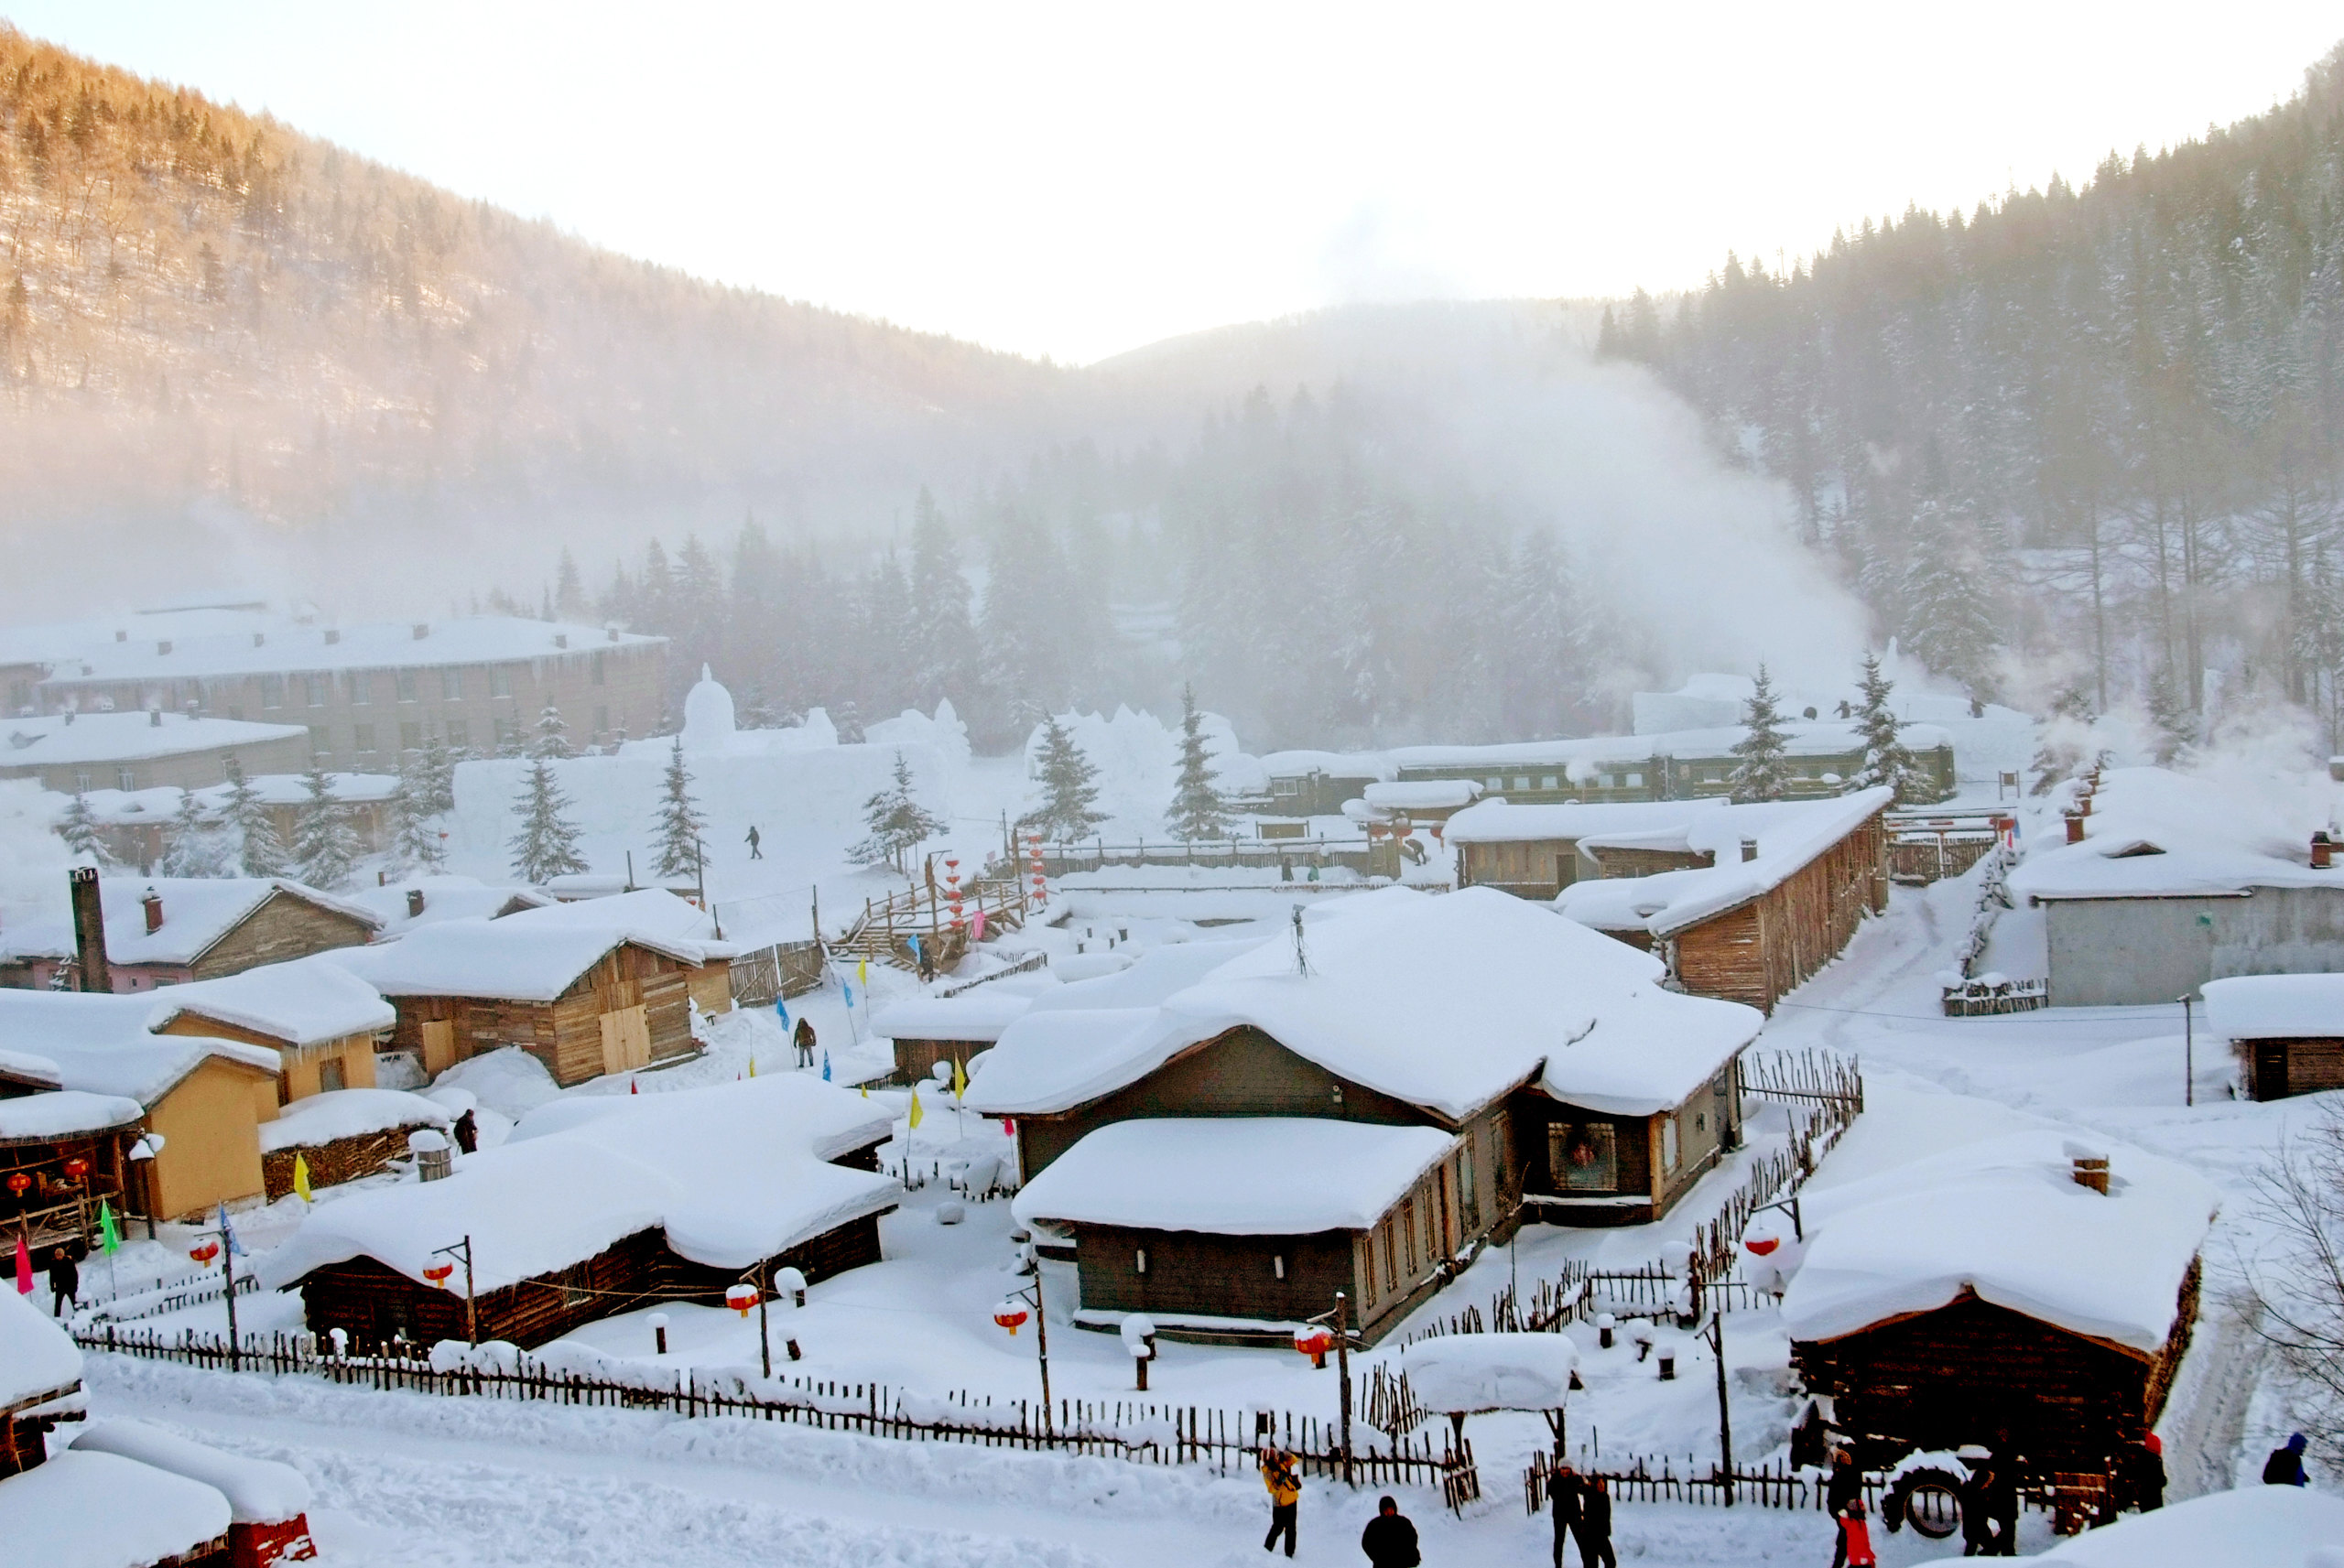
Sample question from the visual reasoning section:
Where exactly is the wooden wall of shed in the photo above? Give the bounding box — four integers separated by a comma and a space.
1458, 838, 1576, 896
1789, 1281, 2193, 1471
189, 892, 376, 979
686, 959, 732, 1017
1070, 1224, 1353, 1325
2245, 1036, 2344, 1099
262, 1124, 426, 1199
894, 1036, 988, 1086
146, 1057, 270, 1217
1671, 810, 1886, 1011
1586, 845, 1716, 879
1015, 1026, 1444, 1181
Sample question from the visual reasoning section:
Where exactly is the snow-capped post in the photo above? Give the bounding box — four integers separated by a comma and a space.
2180, 994, 2194, 1108
1709, 1307, 1733, 1505
1120, 1313, 1156, 1390
1334, 1292, 1353, 1486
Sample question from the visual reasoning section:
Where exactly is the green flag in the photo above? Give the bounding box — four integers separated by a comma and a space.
98, 1198, 121, 1255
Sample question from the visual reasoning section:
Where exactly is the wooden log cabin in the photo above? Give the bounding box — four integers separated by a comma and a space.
1449, 799, 1731, 899
1557, 788, 1893, 1011
0, 872, 382, 994
325, 914, 729, 1088
266, 1076, 898, 1350
0, 1052, 143, 1261
2201, 973, 2344, 1101
975, 889, 1770, 1343
146, 955, 396, 1107
1781, 1098, 2216, 1486
872, 990, 1040, 1086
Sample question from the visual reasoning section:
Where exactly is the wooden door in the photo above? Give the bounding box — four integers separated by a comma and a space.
601, 1005, 651, 1075
420, 1020, 458, 1076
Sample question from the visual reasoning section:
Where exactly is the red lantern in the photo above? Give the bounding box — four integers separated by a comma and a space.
62, 1156, 91, 1181
1744, 1234, 1780, 1258
1294, 1325, 1333, 1368
993, 1301, 1030, 1336
421, 1261, 455, 1288
5, 1172, 28, 1197
189, 1239, 221, 1266
726, 1282, 759, 1317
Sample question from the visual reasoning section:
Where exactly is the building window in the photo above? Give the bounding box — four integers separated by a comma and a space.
400, 721, 423, 752
1134, 1248, 1148, 1276
1458, 1145, 1479, 1230
591, 651, 606, 687
559, 1266, 591, 1308
1625, 772, 1644, 788
116, 765, 136, 791
310, 726, 331, 757
594, 705, 609, 736
74, 770, 92, 792
6, 680, 27, 712
1272, 1253, 1286, 1280
446, 719, 471, 751
302, 675, 325, 707
353, 723, 376, 753
1485, 776, 1502, 790
1271, 778, 1300, 797
1661, 1115, 1681, 1173
490, 665, 513, 698
1541, 774, 1559, 789
227, 706, 244, 722
319, 1057, 347, 1094
441, 668, 462, 701
1514, 775, 1530, 790
261, 675, 285, 709
396, 669, 418, 702
494, 718, 518, 750
349, 672, 371, 706
1550, 1122, 1618, 1194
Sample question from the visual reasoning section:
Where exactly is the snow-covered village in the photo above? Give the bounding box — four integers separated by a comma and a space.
5, 12, 2344, 1568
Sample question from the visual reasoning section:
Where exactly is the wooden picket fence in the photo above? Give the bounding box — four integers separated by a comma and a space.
1523, 1450, 1872, 1514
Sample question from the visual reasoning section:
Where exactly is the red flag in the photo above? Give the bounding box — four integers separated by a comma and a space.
13, 1236, 29, 1295
630, 1079, 638, 1095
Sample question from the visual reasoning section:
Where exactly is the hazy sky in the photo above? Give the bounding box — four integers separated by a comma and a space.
7, 3, 2339, 364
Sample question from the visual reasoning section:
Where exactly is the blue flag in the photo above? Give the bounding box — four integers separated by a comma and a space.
775, 995, 789, 1030
908, 933, 923, 959
218, 1203, 246, 1257
841, 983, 853, 1010
821, 1052, 831, 1082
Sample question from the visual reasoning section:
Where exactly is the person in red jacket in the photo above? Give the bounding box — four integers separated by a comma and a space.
1837, 1498, 1878, 1568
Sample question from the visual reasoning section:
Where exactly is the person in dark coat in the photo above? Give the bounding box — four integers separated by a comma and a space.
744, 825, 763, 860
450, 1108, 479, 1155
1958, 1455, 1998, 1556
47, 1246, 78, 1317
1359, 1495, 1418, 1567
1573, 1475, 1615, 1568
2122, 1434, 2165, 1512
1548, 1462, 1583, 1568
1986, 1454, 2020, 1556
1827, 1450, 1864, 1568
2263, 1433, 2309, 1486
794, 1015, 818, 1068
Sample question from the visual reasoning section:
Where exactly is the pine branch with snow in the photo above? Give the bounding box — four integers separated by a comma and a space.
220, 758, 290, 877
1729, 665, 1793, 803
385, 753, 446, 873
849, 752, 945, 874
534, 700, 573, 759
1021, 714, 1106, 840
651, 736, 708, 879
156, 787, 228, 877
291, 765, 364, 890
54, 791, 107, 863
1164, 684, 1229, 840
418, 729, 460, 810
509, 756, 589, 883
1850, 653, 1925, 803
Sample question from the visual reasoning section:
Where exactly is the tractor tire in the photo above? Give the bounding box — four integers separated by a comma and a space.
1884, 1467, 1965, 1541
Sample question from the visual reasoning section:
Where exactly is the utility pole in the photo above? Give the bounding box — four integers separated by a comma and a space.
432, 1236, 477, 1346
1334, 1292, 1354, 1487
2181, 995, 2195, 1107
759, 1262, 774, 1379
1032, 1265, 1053, 1430
1710, 1306, 1733, 1505
218, 1226, 241, 1371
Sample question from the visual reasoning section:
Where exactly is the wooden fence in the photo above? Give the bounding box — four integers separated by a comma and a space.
1033, 836, 1377, 877
1523, 1450, 1872, 1513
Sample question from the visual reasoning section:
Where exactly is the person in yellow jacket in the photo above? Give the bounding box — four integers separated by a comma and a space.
1258, 1443, 1300, 1557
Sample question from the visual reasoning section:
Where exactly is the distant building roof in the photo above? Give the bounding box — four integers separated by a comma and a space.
0, 876, 381, 968
321, 917, 709, 1002
0, 990, 280, 1104
1555, 789, 1894, 937
2007, 767, 2344, 902
0, 711, 308, 769
37, 615, 661, 686
146, 955, 397, 1048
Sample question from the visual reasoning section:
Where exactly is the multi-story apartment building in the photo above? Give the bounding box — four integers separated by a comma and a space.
22, 616, 667, 768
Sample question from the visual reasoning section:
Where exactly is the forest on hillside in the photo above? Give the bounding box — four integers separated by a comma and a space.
1604, 44, 2344, 742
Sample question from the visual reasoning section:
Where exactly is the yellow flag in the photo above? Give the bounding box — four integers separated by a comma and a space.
292, 1152, 312, 1203
953, 1057, 968, 1101
907, 1086, 924, 1130
748, 1054, 756, 1078
857, 958, 869, 989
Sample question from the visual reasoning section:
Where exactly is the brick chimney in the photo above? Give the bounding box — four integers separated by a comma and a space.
2067, 1143, 2110, 1194
2314, 831, 2333, 871
1740, 838, 1759, 862
148, 708, 162, 728
141, 886, 163, 934
407, 888, 426, 918
68, 868, 109, 993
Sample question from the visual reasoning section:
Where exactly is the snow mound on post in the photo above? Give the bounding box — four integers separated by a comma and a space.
0, 1450, 232, 1567
1392, 1333, 1579, 1414
71, 1418, 311, 1523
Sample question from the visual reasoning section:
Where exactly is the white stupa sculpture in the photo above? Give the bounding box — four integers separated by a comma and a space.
679, 665, 737, 754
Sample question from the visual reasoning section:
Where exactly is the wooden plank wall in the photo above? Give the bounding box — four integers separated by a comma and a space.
192, 893, 376, 979
1673, 809, 1886, 1011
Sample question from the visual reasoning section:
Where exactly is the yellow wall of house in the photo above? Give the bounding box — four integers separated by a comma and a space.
146, 1057, 272, 1218
276, 1035, 379, 1101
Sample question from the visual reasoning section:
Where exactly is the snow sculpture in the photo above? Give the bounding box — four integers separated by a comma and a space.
679, 665, 737, 753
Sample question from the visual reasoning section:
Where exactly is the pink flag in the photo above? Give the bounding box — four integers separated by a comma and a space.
971, 910, 987, 942
13, 1237, 29, 1295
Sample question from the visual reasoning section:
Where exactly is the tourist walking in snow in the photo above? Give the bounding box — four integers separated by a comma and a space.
1548, 1461, 1583, 1567
2263, 1433, 2309, 1486
2122, 1434, 2165, 1513
744, 825, 763, 860
1258, 1443, 1300, 1557
1825, 1449, 1863, 1568
451, 1108, 479, 1155
1572, 1475, 1615, 1568
794, 1015, 818, 1068
1957, 1453, 1998, 1556
46, 1246, 78, 1317
1836, 1498, 1877, 1568
1358, 1495, 1417, 1566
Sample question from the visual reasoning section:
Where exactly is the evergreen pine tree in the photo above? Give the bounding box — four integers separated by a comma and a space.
157, 787, 227, 877
1729, 665, 1794, 803
509, 757, 589, 883
291, 766, 364, 890
1900, 501, 2004, 700
385, 754, 446, 872
1022, 715, 1107, 839
651, 737, 708, 879
907, 488, 979, 709
849, 752, 945, 874
1164, 684, 1228, 840
534, 700, 572, 759
417, 729, 459, 814
831, 699, 866, 744
1850, 653, 1925, 802
2145, 669, 2195, 764
55, 792, 105, 862
2028, 685, 2097, 795
220, 758, 289, 876
553, 548, 587, 621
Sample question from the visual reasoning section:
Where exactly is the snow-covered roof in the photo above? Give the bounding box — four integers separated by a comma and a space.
2202, 973, 2344, 1040
2021, 1484, 2344, 1566
71, 773, 400, 827
0, 1283, 81, 1410
1556, 789, 1893, 938
1391, 1333, 1579, 1414
0, 1451, 233, 1568
970, 889, 1755, 1121
1256, 750, 1395, 781
39, 615, 659, 685
1446, 797, 1730, 845
0, 875, 381, 966
0, 709, 308, 768
1780, 1087, 2216, 1353
348, 876, 554, 936
146, 954, 396, 1047
0, 1047, 61, 1089
72, 1419, 311, 1524
1020, 937, 1268, 1016
320, 916, 708, 1002
496, 886, 729, 952
1390, 721, 1949, 773
0, 1088, 146, 1143
2007, 767, 2344, 902
871, 989, 1041, 1044
256, 1087, 450, 1153
1361, 780, 1481, 811
1015, 1118, 1457, 1234
262, 1076, 897, 1293
0, 991, 281, 1102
